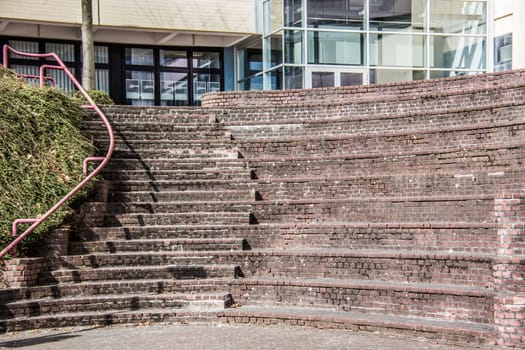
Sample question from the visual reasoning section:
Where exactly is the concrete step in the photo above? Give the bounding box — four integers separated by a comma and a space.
100, 169, 250, 182
235, 122, 525, 159
0, 292, 229, 319
101, 201, 252, 215
0, 308, 221, 333
251, 195, 495, 224
69, 238, 246, 254
247, 142, 525, 178
110, 149, 240, 160
104, 158, 246, 171
228, 249, 494, 288
39, 264, 239, 284
102, 180, 253, 192
80, 222, 497, 254
102, 211, 251, 226
253, 169, 523, 200
218, 306, 494, 347
106, 190, 255, 203
227, 278, 495, 324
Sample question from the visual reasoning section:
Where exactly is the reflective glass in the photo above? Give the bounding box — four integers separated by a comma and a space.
429, 70, 479, 79
285, 30, 303, 64
161, 72, 188, 106
370, 69, 425, 84
125, 48, 154, 66
370, 34, 424, 67
369, 0, 423, 32
267, 67, 283, 89
308, 31, 363, 65
267, 34, 283, 68
8, 40, 39, 60
193, 51, 221, 69
340, 72, 363, 86
45, 43, 75, 62
430, 35, 485, 69
429, 0, 486, 34
193, 73, 221, 104
160, 50, 187, 68
96, 69, 109, 93
95, 46, 109, 64
125, 70, 154, 106
285, 66, 303, 89
307, 0, 365, 29
285, 0, 302, 27
311, 71, 335, 88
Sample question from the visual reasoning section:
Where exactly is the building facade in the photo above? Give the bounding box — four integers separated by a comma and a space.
0, 0, 521, 103
240, 0, 493, 90
0, 0, 256, 105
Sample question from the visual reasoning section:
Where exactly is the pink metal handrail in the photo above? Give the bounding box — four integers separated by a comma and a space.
0, 45, 115, 258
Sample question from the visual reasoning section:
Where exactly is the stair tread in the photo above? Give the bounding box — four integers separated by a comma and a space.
232, 277, 494, 296
4, 291, 228, 306
219, 306, 494, 334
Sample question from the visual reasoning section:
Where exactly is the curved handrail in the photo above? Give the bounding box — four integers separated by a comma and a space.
0, 45, 115, 258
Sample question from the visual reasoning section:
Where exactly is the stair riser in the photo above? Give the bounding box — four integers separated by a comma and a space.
22, 280, 232, 299
236, 125, 525, 158
229, 283, 494, 324
255, 172, 524, 200
69, 241, 244, 254
105, 182, 252, 192
103, 213, 250, 226
252, 199, 494, 223
227, 104, 525, 140
1, 312, 218, 333
110, 150, 239, 160
82, 227, 235, 241
102, 169, 250, 182
106, 191, 254, 202
39, 266, 237, 284
249, 147, 524, 178
104, 202, 252, 214
230, 255, 493, 288
104, 159, 245, 171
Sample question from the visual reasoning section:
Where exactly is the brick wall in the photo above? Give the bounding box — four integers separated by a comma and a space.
203, 69, 525, 108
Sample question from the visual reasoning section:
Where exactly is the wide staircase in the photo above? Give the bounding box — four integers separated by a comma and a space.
2, 70, 525, 347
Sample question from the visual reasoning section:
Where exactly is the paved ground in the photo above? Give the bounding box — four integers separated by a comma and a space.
0, 323, 486, 350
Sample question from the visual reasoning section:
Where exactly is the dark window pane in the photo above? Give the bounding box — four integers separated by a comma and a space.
160, 50, 188, 68
312, 71, 335, 88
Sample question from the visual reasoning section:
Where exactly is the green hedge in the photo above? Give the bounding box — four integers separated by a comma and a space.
0, 66, 95, 257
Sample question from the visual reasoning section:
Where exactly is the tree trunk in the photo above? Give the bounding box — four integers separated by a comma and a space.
81, 0, 95, 90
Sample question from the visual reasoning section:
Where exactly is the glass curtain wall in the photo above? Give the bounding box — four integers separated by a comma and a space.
253, 0, 489, 89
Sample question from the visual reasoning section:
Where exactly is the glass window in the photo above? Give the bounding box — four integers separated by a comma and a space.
370, 33, 424, 67
11, 65, 40, 85
285, 66, 303, 89
125, 48, 154, 66
96, 69, 109, 93
193, 51, 221, 69
341, 72, 363, 86
369, 0, 423, 32
125, 70, 154, 106
307, 0, 365, 29
266, 67, 283, 89
160, 50, 187, 68
429, 70, 479, 79
161, 72, 188, 106
370, 69, 425, 84
430, 35, 485, 70
48, 68, 76, 93
45, 43, 75, 62
284, 0, 302, 27
8, 40, 39, 60
308, 31, 363, 65
285, 30, 303, 64
312, 71, 335, 88
193, 73, 221, 104
94, 46, 109, 64
429, 0, 486, 35
266, 33, 283, 68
